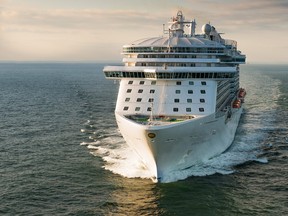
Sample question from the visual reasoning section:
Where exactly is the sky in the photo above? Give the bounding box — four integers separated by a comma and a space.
0, 0, 287, 63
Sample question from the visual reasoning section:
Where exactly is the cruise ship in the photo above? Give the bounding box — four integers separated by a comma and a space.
103, 11, 246, 182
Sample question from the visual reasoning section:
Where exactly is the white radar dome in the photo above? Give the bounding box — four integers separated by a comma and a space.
202, 24, 212, 35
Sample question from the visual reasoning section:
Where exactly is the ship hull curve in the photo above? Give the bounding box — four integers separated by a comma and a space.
115, 108, 243, 182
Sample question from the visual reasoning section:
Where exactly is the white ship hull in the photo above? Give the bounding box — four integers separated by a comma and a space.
104, 11, 246, 182
116, 108, 242, 182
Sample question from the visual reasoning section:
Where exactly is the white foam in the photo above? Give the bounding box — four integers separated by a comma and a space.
88, 135, 154, 179
87, 145, 99, 150
88, 136, 95, 140
80, 142, 89, 146
86, 124, 270, 183
81, 140, 101, 146
254, 157, 268, 164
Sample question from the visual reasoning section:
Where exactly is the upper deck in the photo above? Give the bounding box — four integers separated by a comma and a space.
103, 11, 245, 118
104, 11, 245, 80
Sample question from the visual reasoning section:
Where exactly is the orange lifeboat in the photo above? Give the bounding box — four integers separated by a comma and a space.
238, 88, 246, 98
232, 99, 241, 108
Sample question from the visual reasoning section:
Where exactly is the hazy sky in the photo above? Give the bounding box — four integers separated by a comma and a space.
0, 0, 287, 63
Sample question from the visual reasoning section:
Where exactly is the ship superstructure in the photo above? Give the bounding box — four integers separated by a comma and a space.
103, 11, 246, 182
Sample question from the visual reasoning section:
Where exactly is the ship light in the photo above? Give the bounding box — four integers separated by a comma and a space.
148, 133, 156, 138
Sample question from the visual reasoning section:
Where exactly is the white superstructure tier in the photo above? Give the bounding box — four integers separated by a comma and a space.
103, 11, 246, 182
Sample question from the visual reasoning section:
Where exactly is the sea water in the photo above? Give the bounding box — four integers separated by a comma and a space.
0, 63, 287, 215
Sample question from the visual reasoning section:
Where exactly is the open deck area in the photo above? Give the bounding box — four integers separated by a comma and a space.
125, 114, 196, 126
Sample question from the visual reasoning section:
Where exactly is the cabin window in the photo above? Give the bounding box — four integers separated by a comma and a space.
123, 106, 129, 111
128, 81, 133, 84
135, 107, 140, 111
147, 107, 152, 111
137, 98, 142, 102
188, 90, 193, 94
127, 89, 132, 93
186, 108, 192, 112
176, 81, 182, 85
200, 98, 205, 103
173, 108, 179, 112
139, 81, 145, 85
187, 99, 192, 103
174, 99, 180, 103
138, 89, 143, 93
151, 81, 156, 85
199, 108, 204, 112
125, 98, 130, 102
200, 90, 206, 94
201, 81, 207, 85
175, 90, 181, 94
189, 81, 194, 85
148, 98, 154, 102
150, 89, 155, 93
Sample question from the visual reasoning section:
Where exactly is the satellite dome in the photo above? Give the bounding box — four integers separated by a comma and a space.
202, 24, 212, 35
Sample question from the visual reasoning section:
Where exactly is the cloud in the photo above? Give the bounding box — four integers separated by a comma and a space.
0, 6, 167, 61
0, 0, 287, 62
2, 0, 287, 36
1, 7, 166, 34
182, 0, 288, 31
